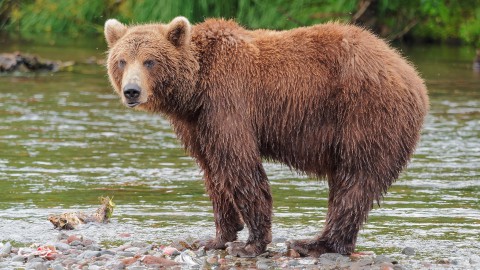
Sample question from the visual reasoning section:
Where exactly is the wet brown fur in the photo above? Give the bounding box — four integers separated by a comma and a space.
105, 17, 429, 257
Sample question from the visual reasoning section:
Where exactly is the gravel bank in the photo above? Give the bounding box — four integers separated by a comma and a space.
1, 233, 479, 269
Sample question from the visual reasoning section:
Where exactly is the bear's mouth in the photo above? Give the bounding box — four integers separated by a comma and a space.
126, 101, 140, 108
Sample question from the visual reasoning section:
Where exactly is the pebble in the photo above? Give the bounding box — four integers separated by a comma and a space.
131, 241, 149, 248
67, 235, 82, 244
51, 264, 66, 270
29, 257, 45, 263
0, 242, 12, 257
375, 254, 395, 264
12, 254, 26, 262
101, 249, 116, 256
86, 244, 102, 251
124, 246, 140, 253
256, 258, 273, 269
69, 240, 84, 247
162, 246, 180, 256
470, 254, 480, 265
54, 242, 69, 251
25, 261, 47, 270
298, 258, 317, 265
174, 250, 201, 265
0, 234, 417, 270
81, 250, 101, 259
401, 247, 416, 256
117, 251, 136, 257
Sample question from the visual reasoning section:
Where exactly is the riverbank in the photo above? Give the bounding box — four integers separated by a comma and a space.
0, 233, 403, 270
2, 232, 479, 269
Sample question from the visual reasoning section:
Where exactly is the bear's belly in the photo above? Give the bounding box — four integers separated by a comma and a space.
258, 129, 333, 176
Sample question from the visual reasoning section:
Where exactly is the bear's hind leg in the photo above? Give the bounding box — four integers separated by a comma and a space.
288, 171, 377, 256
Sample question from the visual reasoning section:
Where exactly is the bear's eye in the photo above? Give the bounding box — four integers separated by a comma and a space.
118, 59, 126, 69
143, 60, 155, 69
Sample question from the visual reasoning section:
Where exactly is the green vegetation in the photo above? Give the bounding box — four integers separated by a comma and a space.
1, 0, 479, 45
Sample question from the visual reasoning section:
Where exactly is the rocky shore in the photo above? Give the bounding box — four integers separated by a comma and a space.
2, 233, 480, 269
0, 233, 406, 270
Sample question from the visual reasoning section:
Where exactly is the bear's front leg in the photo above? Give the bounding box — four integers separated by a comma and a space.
203, 174, 245, 250
203, 160, 273, 257
224, 163, 273, 257
198, 111, 273, 257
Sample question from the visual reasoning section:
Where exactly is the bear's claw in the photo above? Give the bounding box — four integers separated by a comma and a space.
226, 241, 264, 258
202, 238, 230, 250
286, 239, 333, 257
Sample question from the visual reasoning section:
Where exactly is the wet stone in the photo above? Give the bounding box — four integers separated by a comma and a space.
94, 260, 107, 266
298, 258, 317, 265
174, 250, 201, 265
256, 258, 273, 269
450, 258, 460, 265
353, 257, 374, 267
162, 246, 180, 256
117, 251, 136, 257
124, 247, 140, 253
70, 240, 84, 247
320, 253, 348, 262
86, 244, 102, 251
83, 239, 94, 246
470, 255, 480, 265
131, 241, 149, 248
375, 255, 395, 264
126, 266, 147, 270
54, 242, 71, 251
56, 233, 69, 241
287, 260, 300, 267
28, 257, 45, 263
25, 261, 48, 270
12, 254, 26, 262
67, 235, 82, 244
51, 264, 66, 270
195, 246, 207, 257
401, 247, 415, 256
61, 258, 78, 266
18, 247, 35, 255
0, 242, 12, 256
82, 250, 101, 259
100, 249, 116, 256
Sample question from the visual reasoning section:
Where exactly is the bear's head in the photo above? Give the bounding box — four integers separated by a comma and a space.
104, 17, 199, 115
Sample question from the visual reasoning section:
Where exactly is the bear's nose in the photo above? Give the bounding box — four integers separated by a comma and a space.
123, 83, 141, 99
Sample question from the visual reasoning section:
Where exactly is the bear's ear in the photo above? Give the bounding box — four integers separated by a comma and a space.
166, 16, 191, 47
104, 19, 127, 47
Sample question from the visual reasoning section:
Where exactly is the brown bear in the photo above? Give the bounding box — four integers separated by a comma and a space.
104, 17, 428, 258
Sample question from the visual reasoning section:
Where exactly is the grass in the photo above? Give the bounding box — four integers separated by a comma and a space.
1, 0, 479, 45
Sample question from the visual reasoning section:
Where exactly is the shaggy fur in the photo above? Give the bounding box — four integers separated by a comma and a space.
104, 17, 429, 258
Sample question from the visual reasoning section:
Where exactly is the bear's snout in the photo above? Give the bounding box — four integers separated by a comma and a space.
123, 83, 141, 107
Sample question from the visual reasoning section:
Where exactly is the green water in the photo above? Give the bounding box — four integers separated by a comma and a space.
0, 36, 479, 266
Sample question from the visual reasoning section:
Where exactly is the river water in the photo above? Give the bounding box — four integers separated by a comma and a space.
0, 36, 479, 268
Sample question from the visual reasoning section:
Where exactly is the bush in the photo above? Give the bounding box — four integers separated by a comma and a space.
1, 0, 479, 45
